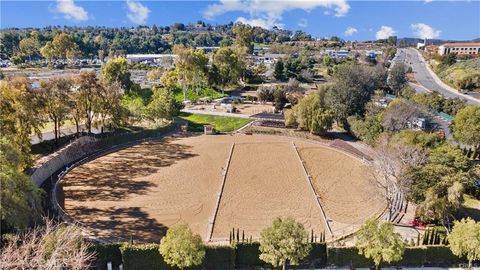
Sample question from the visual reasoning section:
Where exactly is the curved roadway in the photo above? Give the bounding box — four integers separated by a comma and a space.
395, 48, 480, 105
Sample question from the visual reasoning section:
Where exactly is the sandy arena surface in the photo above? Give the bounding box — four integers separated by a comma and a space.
210, 141, 326, 241
61, 134, 385, 243
296, 142, 386, 236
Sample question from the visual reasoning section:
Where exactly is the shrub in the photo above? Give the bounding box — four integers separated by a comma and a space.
90, 243, 123, 270
203, 246, 235, 270
235, 243, 264, 267
120, 243, 171, 270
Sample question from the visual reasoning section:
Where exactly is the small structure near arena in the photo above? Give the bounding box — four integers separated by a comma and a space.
204, 125, 215, 135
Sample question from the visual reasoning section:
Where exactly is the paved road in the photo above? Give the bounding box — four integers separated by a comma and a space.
395, 48, 480, 105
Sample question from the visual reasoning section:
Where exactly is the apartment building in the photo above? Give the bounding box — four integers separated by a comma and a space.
438, 42, 480, 55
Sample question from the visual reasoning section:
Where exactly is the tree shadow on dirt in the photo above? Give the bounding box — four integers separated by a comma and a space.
60, 137, 198, 202
68, 206, 168, 243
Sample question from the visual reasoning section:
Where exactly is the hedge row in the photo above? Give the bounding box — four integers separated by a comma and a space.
92, 243, 466, 270
327, 246, 466, 268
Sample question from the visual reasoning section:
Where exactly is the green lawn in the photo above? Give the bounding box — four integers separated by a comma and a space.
174, 88, 226, 103
179, 112, 252, 132
456, 194, 480, 221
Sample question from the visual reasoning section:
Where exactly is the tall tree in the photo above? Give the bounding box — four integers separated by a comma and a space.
451, 106, 480, 152
159, 224, 205, 270
325, 64, 385, 126
41, 33, 80, 63
0, 137, 42, 231
448, 218, 480, 268
232, 23, 254, 54
259, 217, 311, 270
356, 219, 405, 270
0, 76, 43, 164
173, 45, 194, 100
38, 77, 73, 144
388, 63, 407, 96
18, 31, 40, 61
74, 71, 102, 133
212, 46, 246, 93
274, 60, 285, 81
101, 57, 132, 91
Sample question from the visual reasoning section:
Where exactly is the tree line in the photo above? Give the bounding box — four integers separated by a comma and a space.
0, 22, 312, 61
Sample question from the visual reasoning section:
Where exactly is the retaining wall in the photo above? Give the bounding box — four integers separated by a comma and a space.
30, 136, 99, 187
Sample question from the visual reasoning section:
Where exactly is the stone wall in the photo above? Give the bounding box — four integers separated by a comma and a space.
30, 136, 98, 186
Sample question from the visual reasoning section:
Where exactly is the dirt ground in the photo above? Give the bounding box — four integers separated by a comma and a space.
211, 141, 326, 241
61, 134, 385, 243
189, 103, 275, 116
296, 142, 386, 237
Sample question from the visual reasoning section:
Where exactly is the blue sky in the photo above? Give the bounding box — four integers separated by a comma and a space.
1, 0, 479, 41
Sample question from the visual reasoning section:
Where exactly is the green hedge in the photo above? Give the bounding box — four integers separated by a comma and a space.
96, 242, 467, 269
120, 244, 172, 270
235, 243, 264, 267
90, 243, 123, 270
425, 246, 464, 266
203, 246, 235, 270
305, 243, 327, 267
327, 247, 373, 267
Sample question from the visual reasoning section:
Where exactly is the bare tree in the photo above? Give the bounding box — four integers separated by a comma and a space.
372, 134, 428, 219
0, 219, 95, 269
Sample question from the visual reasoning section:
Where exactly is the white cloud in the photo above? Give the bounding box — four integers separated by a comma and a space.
411, 23, 441, 39
376, 25, 396, 40
236, 17, 282, 29
424, 0, 434, 3
126, 0, 150, 25
203, 0, 350, 29
298, 18, 308, 28
55, 0, 88, 21
344, 27, 358, 36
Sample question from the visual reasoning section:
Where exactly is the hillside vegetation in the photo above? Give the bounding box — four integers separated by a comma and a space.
437, 58, 480, 91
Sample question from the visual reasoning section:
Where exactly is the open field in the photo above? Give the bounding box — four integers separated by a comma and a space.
61, 134, 385, 243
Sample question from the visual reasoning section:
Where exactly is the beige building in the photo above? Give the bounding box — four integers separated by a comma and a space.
438, 42, 480, 55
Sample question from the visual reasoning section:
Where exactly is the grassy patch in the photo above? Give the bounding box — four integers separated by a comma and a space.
179, 112, 251, 132
456, 194, 480, 221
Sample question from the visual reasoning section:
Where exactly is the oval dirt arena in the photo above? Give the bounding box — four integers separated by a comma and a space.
60, 134, 385, 243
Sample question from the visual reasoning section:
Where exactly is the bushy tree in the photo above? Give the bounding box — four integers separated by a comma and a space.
452, 106, 480, 152
101, 57, 132, 91
146, 87, 177, 121
403, 144, 475, 225
285, 91, 334, 135
347, 115, 383, 145
388, 63, 407, 95
356, 219, 405, 270
159, 224, 205, 270
0, 76, 44, 164
259, 217, 311, 270
256, 85, 274, 103
325, 63, 385, 126
448, 218, 480, 268
0, 138, 42, 231
212, 46, 246, 92
40, 33, 79, 62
